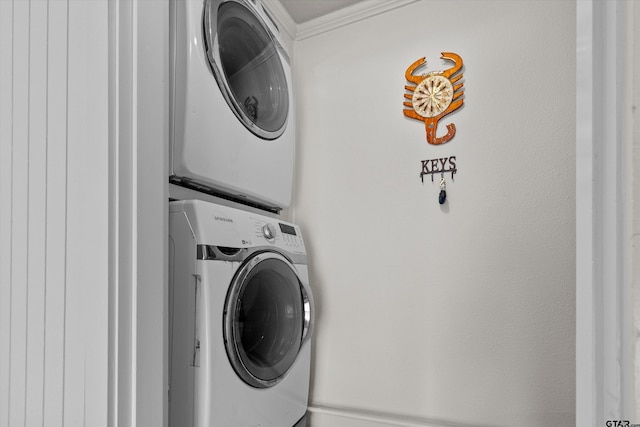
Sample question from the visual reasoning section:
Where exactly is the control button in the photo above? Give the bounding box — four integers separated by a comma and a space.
262, 223, 276, 241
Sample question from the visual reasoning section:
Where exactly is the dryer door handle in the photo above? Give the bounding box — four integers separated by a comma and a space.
192, 274, 201, 368
300, 279, 314, 346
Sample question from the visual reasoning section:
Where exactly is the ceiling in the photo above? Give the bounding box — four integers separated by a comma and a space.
278, 0, 366, 24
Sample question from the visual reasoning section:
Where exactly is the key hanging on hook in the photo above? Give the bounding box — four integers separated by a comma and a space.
438, 175, 447, 205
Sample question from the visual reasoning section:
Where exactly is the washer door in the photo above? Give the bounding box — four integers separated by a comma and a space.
203, 0, 289, 140
224, 252, 313, 388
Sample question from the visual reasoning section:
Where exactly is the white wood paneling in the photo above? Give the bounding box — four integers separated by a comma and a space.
9, 2, 30, 425
24, 0, 48, 424
0, 1, 13, 425
0, 2, 13, 427
64, 0, 110, 424
0, 1, 110, 426
42, 1, 68, 424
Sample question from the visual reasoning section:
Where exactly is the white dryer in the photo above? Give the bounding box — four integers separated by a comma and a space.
170, 0, 295, 212
169, 200, 314, 427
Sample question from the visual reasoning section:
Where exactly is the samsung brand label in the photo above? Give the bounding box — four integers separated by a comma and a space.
214, 216, 234, 223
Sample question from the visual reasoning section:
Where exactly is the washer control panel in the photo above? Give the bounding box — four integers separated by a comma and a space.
262, 223, 277, 241
252, 218, 305, 253
277, 222, 304, 250
172, 200, 308, 255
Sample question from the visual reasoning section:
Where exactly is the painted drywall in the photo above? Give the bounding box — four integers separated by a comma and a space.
291, 1, 576, 426
0, 1, 110, 426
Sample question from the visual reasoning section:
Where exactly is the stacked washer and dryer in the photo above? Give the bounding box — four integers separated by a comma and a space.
168, 1, 314, 426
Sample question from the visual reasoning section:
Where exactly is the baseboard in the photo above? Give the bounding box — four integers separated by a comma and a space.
307, 405, 490, 427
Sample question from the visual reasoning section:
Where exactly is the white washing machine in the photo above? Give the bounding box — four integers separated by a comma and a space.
169, 200, 313, 427
170, 0, 295, 212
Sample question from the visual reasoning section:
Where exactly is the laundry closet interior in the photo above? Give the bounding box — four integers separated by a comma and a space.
0, 0, 637, 426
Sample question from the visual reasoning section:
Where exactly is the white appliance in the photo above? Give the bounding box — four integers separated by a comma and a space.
170, 0, 296, 213
169, 200, 314, 427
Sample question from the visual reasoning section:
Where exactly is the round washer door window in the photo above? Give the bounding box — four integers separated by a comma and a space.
203, 0, 289, 140
224, 252, 311, 388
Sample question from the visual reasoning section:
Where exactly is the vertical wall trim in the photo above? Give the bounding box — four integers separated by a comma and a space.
619, 0, 635, 418
134, 0, 168, 425
41, 1, 50, 424
61, 1, 70, 423
24, 0, 31, 419
630, 0, 640, 417
109, 0, 135, 425
623, 0, 637, 418
131, 2, 139, 424
108, 1, 118, 425
577, 0, 632, 424
108, 1, 168, 426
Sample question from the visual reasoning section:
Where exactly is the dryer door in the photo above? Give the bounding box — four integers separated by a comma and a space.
203, 0, 289, 140
224, 252, 312, 388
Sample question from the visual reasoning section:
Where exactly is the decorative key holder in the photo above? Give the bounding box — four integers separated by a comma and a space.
420, 156, 457, 205
403, 52, 465, 206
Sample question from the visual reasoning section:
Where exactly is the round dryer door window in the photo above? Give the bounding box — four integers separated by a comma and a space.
224, 252, 312, 388
203, 0, 289, 140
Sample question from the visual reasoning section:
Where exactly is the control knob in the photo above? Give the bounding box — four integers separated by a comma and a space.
262, 223, 276, 241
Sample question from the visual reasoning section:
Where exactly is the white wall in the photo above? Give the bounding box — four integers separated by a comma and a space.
0, 1, 110, 426
291, 1, 576, 426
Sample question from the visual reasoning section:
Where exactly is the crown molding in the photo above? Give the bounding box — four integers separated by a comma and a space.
296, 0, 420, 40
262, 0, 420, 42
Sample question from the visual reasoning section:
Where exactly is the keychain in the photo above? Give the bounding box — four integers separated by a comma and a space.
438, 176, 447, 205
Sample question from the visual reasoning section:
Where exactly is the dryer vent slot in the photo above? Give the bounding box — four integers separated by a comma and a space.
218, 246, 242, 256
197, 244, 243, 260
